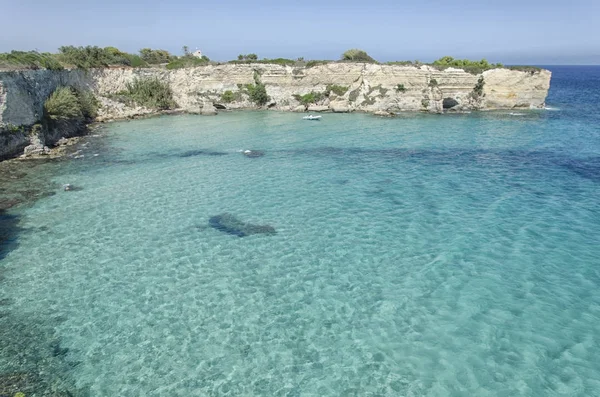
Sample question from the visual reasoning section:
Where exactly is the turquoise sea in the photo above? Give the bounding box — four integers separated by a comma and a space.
1, 66, 600, 396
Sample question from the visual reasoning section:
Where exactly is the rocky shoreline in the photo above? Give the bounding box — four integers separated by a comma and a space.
0, 136, 99, 396
0, 63, 551, 160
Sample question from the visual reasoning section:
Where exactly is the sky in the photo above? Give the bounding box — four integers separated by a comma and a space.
1, 0, 599, 64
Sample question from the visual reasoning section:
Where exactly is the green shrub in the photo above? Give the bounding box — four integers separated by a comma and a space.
139, 48, 173, 64
395, 84, 406, 93
2, 124, 25, 135
57, 46, 115, 69
429, 79, 438, 87
44, 86, 99, 121
293, 91, 325, 106
261, 58, 296, 66
237, 54, 258, 61
104, 47, 148, 67
246, 84, 269, 106
75, 89, 99, 119
221, 90, 236, 103
0, 51, 63, 70
431, 56, 503, 74
44, 87, 84, 121
341, 49, 376, 63
166, 55, 210, 69
244, 71, 269, 106
326, 84, 348, 96
471, 76, 485, 99
228, 58, 296, 66
305, 60, 330, 68
386, 61, 414, 66
506, 65, 542, 73
121, 78, 176, 109
124, 54, 148, 67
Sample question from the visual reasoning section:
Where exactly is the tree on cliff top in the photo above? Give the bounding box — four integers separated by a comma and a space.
238, 54, 259, 61
139, 48, 173, 64
341, 49, 376, 63
58, 46, 114, 69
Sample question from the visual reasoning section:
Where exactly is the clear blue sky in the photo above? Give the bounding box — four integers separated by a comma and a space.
1, 0, 598, 64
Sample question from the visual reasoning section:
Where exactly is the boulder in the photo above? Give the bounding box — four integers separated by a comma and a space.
22, 144, 50, 157
331, 105, 350, 113
242, 150, 265, 158
62, 184, 82, 191
201, 105, 218, 116
374, 110, 394, 117
307, 105, 329, 112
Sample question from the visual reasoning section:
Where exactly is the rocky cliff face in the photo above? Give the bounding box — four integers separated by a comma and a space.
87, 64, 551, 116
0, 64, 551, 158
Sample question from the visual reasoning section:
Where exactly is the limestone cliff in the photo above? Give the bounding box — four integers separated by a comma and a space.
0, 63, 551, 159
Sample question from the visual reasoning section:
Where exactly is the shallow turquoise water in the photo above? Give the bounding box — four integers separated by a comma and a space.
2, 67, 600, 396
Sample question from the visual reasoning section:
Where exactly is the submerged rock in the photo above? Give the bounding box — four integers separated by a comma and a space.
62, 184, 82, 192
242, 150, 265, 158
208, 213, 276, 237
180, 149, 228, 158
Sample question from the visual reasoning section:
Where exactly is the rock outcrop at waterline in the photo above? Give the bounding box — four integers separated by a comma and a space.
0, 63, 551, 159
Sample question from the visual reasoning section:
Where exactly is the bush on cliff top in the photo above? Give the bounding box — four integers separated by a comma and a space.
105, 47, 149, 68
341, 49, 377, 63
166, 55, 210, 69
229, 58, 297, 66
57, 46, 116, 69
121, 78, 176, 110
431, 56, 503, 74
0, 51, 63, 70
139, 48, 173, 64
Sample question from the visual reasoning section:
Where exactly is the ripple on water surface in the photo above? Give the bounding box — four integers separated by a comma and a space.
1, 109, 600, 396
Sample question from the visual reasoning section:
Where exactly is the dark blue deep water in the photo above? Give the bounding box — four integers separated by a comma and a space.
1, 66, 599, 396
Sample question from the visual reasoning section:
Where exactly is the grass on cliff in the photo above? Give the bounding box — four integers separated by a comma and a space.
0, 51, 64, 70
166, 55, 210, 69
120, 78, 177, 110
0, 47, 150, 70
228, 58, 297, 67
506, 65, 543, 73
44, 86, 99, 121
430, 56, 503, 74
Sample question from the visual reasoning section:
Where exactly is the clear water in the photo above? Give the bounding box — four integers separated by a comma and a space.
1, 66, 600, 396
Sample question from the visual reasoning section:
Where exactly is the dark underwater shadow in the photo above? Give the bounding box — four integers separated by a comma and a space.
0, 210, 21, 262
208, 213, 276, 237
286, 147, 600, 183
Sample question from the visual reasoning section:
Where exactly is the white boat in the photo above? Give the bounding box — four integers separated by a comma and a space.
302, 115, 322, 120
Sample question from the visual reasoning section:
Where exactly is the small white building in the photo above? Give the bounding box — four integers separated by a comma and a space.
192, 50, 203, 58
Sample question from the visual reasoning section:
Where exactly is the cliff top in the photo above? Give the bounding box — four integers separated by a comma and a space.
0, 47, 542, 75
